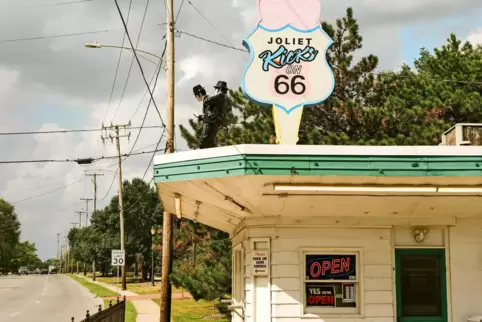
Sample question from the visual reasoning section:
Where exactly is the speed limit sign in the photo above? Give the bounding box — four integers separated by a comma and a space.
111, 250, 125, 266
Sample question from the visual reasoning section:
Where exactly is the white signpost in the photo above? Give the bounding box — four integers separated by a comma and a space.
111, 250, 125, 291
251, 250, 269, 276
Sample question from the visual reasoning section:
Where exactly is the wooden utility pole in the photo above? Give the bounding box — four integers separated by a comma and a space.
74, 211, 86, 228
80, 198, 93, 226
86, 172, 103, 281
160, 0, 175, 320
57, 233, 60, 260
102, 122, 131, 291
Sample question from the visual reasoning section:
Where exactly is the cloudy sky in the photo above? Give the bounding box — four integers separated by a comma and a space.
0, 0, 480, 260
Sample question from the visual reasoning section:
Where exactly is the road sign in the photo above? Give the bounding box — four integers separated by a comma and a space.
251, 250, 269, 276
111, 250, 125, 266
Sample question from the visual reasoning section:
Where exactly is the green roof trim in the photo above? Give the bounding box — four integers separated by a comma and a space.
154, 154, 482, 182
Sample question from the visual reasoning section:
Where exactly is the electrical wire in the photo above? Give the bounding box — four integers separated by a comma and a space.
11, 178, 85, 204
113, 0, 164, 125
125, 42, 166, 159
103, 0, 134, 125
113, 0, 152, 122
0, 28, 124, 44
99, 139, 164, 201
0, 148, 166, 164
186, 0, 234, 47
5, 0, 98, 8
177, 30, 247, 52
0, 125, 163, 136
175, 0, 186, 23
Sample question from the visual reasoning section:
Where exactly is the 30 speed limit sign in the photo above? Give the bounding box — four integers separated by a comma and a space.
111, 250, 125, 266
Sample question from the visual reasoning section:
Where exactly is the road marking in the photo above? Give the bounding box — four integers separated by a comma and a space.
10, 312, 20, 317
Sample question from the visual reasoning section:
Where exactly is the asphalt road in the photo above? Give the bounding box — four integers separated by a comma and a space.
0, 274, 102, 322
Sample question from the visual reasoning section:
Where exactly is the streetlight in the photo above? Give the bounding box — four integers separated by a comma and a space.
84, 42, 162, 64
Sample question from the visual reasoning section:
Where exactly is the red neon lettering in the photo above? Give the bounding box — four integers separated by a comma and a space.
341, 257, 350, 272
322, 260, 331, 275
322, 295, 334, 305
331, 259, 340, 274
310, 262, 321, 278
308, 295, 334, 305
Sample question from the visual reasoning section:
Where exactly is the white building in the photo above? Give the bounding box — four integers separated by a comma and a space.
154, 144, 482, 322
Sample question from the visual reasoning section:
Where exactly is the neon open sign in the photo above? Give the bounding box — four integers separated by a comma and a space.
305, 255, 356, 280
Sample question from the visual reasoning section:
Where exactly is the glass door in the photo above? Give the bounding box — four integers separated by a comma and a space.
395, 249, 447, 322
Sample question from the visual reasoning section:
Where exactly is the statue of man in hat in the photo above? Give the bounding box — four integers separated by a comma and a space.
192, 81, 229, 149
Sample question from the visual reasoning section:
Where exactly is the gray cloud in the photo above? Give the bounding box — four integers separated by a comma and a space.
0, 0, 480, 259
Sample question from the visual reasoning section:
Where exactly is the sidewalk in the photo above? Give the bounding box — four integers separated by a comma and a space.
75, 275, 168, 322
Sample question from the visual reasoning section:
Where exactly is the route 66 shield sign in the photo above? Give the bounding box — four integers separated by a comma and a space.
242, 25, 334, 113
240, 0, 335, 144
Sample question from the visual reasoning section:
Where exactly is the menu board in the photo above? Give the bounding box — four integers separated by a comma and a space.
305, 254, 356, 280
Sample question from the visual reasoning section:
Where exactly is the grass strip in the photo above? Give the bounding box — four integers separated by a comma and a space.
69, 275, 137, 322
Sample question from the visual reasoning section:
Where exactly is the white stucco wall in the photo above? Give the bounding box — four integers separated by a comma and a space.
230, 219, 482, 322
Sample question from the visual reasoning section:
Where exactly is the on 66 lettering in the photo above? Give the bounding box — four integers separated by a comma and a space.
274, 75, 306, 95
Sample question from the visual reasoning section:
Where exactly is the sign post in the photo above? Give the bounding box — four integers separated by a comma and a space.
242, 0, 335, 145
111, 250, 125, 292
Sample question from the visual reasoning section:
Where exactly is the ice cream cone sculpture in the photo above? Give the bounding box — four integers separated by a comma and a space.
241, 0, 335, 145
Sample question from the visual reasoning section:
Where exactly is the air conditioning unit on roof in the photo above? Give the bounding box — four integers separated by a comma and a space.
440, 123, 482, 146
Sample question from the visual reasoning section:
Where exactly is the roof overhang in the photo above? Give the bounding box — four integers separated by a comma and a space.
154, 145, 482, 233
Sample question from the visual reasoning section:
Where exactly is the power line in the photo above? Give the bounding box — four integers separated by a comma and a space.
104, 0, 134, 125
113, 0, 152, 122
177, 30, 247, 52
113, 0, 164, 125
5, 0, 99, 9
11, 178, 85, 204
0, 28, 124, 44
176, 29, 482, 86
126, 42, 166, 158
186, 0, 235, 48
175, 0, 186, 23
0, 125, 163, 136
100, 138, 164, 201
0, 148, 166, 164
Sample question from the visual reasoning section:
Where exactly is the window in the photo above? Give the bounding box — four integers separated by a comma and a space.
302, 250, 361, 315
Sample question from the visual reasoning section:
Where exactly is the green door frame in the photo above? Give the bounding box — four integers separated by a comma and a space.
395, 249, 448, 322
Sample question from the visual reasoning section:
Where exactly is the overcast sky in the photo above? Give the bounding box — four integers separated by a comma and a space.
0, 0, 480, 260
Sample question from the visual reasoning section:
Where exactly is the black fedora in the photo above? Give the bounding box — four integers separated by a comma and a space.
193, 84, 205, 95
214, 81, 228, 91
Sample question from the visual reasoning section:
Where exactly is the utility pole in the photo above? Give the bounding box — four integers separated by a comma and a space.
102, 122, 131, 291
57, 233, 60, 260
74, 211, 86, 228
86, 172, 103, 281
80, 198, 93, 226
160, 0, 175, 320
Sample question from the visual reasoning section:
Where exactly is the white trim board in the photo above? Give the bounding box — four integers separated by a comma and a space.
154, 144, 482, 165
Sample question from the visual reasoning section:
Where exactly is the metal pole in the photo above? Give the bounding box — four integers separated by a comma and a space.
160, 0, 175, 319
151, 241, 155, 286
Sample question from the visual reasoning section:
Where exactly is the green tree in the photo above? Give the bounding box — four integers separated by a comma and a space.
180, 8, 379, 146
171, 221, 232, 316
0, 199, 21, 273
72, 178, 163, 280
11, 241, 40, 270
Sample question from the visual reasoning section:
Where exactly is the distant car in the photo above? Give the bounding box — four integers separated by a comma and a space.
41, 269, 48, 274
18, 267, 28, 275
49, 268, 58, 274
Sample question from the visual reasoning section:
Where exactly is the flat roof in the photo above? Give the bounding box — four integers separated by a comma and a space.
154, 144, 482, 165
